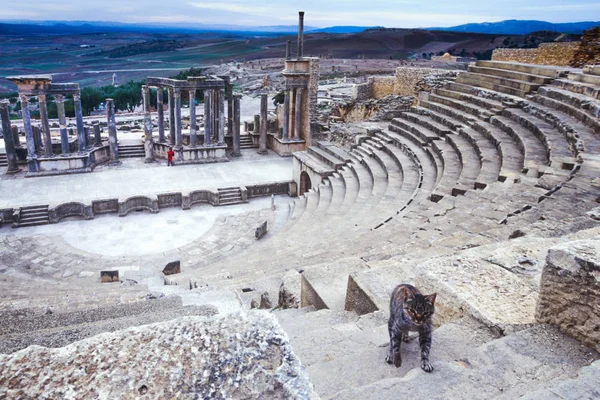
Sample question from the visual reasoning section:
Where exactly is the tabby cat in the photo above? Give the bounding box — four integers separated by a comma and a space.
385, 284, 436, 372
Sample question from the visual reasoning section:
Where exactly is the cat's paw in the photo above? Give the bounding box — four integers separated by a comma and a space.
421, 361, 433, 373
393, 355, 402, 368
385, 354, 393, 364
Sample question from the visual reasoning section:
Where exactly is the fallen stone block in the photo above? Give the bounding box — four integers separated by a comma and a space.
162, 260, 181, 276
100, 270, 119, 283
255, 221, 268, 239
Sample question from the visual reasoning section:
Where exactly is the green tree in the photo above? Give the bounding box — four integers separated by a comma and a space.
81, 87, 104, 116
113, 80, 143, 112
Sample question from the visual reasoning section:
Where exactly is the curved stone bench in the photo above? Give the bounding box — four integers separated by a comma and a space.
118, 196, 159, 217
490, 115, 547, 170
49, 202, 94, 223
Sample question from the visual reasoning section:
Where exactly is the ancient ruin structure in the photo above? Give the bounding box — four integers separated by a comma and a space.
3, 75, 111, 176
271, 11, 322, 156
145, 75, 232, 164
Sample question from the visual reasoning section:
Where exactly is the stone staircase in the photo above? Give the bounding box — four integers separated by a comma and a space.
13, 205, 50, 228
118, 143, 145, 158
240, 134, 256, 149
0, 153, 7, 168
217, 187, 246, 206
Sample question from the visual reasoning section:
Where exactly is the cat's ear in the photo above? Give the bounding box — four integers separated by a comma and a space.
405, 290, 415, 302
425, 293, 437, 305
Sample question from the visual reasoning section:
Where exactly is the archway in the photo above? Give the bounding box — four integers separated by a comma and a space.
299, 171, 312, 196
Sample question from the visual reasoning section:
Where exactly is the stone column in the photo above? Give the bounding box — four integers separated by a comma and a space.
289, 88, 296, 140
174, 88, 183, 151
189, 89, 197, 147
0, 100, 20, 173
232, 94, 241, 156
294, 88, 303, 140
218, 89, 225, 145
106, 98, 120, 164
286, 40, 291, 59
20, 94, 39, 172
142, 85, 155, 163
32, 125, 42, 153
38, 94, 53, 156
157, 88, 166, 143
204, 89, 212, 146
73, 93, 86, 152
253, 115, 260, 134
226, 82, 233, 135
297, 11, 305, 58
258, 94, 268, 154
12, 125, 20, 147
55, 94, 70, 155
168, 88, 175, 146
282, 89, 290, 140
93, 121, 102, 146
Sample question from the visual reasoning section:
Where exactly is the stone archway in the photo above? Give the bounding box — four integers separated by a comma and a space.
299, 171, 312, 196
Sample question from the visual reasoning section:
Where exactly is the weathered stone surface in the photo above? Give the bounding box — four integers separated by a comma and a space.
163, 260, 181, 276
536, 240, 600, 352
259, 292, 273, 309
278, 282, 299, 309
0, 312, 317, 399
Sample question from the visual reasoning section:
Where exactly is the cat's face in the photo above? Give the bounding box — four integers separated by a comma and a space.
404, 293, 436, 325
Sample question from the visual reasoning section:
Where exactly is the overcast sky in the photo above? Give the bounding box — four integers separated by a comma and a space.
2, 0, 599, 27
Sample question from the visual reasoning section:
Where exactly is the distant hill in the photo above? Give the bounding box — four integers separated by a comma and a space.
428, 20, 600, 35
307, 26, 376, 34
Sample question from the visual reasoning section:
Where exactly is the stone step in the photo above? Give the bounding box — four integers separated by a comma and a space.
476, 60, 567, 78
444, 133, 485, 187
556, 77, 600, 99
436, 87, 505, 113
428, 93, 494, 121
316, 141, 353, 163
301, 258, 370, 312
445, 82, 526, 106
21, 205, 49, 211
455, 73, 529, 98
583, 65, 600, 76
307, 146, 346, 170
401, 111, 454, 137
391, 117, 442, 142
0, 295, 216, 354
467, 65, 554, 85
521, 360, 600, 400
531, 94, 600, 133
336, 166, 360, 215
14, 219, 49, 228
331, 324, 597, 400
459, 71, 545, 93
490, 114, 549, 169
502, 108, 577, 169
325, 174, 347, 216
538, 86, 600, 120
292, 151, 336, 177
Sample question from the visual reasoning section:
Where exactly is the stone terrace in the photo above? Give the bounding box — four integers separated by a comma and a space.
1, 60, 600, 399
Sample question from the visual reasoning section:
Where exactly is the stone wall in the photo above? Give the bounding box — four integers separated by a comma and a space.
536, 240, 600, 352
492, 42, 579, 66
369, 76, 396, 99
353, 82, 371, 101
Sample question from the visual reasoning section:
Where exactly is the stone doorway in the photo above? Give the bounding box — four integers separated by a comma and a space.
299, 171, 312, 196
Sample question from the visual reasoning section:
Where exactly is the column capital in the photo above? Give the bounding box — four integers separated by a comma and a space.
38, 94, 47, 102
73, 93, 81, 101
173, 88, 181, 97
19, 93, 29, 103
54, 94, 64, 103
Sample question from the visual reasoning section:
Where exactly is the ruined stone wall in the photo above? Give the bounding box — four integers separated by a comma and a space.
307, 57, 321, 143
395, 67, 457, 96
492, 42, 579, 66
369, 76, 397, 99
536, 240, 600, 352
353, 82, 371, 101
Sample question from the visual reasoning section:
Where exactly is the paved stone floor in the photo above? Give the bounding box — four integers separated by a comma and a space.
0, 148, 292, 208
3, 195, 293, 257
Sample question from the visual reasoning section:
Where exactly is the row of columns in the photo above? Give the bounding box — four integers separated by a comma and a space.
151, 87, 226, 148
282, 87, 304, 141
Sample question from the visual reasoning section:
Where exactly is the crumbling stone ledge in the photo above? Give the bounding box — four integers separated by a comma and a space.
0, 312, 318, 399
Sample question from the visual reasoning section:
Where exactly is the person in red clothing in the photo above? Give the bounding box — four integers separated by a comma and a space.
167, 147, 174, 166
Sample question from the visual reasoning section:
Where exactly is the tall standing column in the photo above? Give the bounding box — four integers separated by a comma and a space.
174, 88, 182, 151
168, 88, 176, 146
142, 85, 155, 163
157, 88, 165, 143
218, 89, 225, 145
282, 89, 290, 140
189, 89, 197, 147
38, 94, 53, 156
20, 94, 39, 172
55, 94, 70, 155
226, 82, 233, 135
73, 93, 86, 152
32, 125, 42, 153
289, 89, 296, 141
92, 120, 102, 147
297, 11, 305, 58
0, 100, 20, 173
294, 87, 303, 140
106, 98, 120, 164
258, 93, 268, 154
204, 90, 212, 146
232, 94, 241, 156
